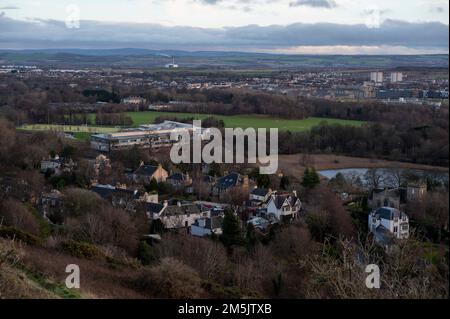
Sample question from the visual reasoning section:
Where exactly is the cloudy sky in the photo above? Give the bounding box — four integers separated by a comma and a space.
0, 0, 449, 54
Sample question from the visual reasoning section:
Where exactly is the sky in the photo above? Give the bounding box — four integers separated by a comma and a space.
0, 0, 449, 54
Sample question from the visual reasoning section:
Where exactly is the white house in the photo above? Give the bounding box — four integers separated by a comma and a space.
190, 216, 223, 237
368, 207, 409, 247
266, 191, 301, 222
146, 201, 208, 229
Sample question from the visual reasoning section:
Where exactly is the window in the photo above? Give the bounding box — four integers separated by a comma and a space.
394, 226, 398, 233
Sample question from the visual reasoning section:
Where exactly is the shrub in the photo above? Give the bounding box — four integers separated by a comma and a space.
60, 240, 102, 259
0, 226, 41, 245
135, 257, 205, 298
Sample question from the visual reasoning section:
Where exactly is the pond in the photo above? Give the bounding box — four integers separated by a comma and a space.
318, 168, 449, 188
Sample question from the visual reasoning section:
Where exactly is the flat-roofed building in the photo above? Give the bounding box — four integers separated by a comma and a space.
90, 120, 202, 152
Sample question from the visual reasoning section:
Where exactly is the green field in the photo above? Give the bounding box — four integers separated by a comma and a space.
19, 124, 120, 134
18, 113, 365, 141
122, 111, 366, 132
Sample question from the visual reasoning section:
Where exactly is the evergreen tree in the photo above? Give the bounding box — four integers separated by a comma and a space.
257, 174, 271, 188
221, 209, 243, 248
245, 223, 258, 249
280, 176, 290, 190
302, 168, 320, 189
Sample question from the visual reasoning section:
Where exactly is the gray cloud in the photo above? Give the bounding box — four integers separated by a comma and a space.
0, 16, 447, 52
0, 6, 20, 10
289, 0, 337, 8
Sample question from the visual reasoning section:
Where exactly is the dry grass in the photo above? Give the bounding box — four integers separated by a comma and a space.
21, 245, 146, 299
278, 153, 449, 177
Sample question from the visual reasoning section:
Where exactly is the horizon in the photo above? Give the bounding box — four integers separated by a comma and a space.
0, 0, 449, 54
1, 48, 450, 57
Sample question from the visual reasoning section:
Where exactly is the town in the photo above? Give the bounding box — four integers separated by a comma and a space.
0, 0, 448, 302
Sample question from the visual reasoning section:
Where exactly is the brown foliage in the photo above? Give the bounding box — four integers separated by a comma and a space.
136, 257, 206, 299
0, 198, 40, 235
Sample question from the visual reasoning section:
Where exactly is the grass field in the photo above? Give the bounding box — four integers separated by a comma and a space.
121, 111, 366, 132
19, 124, 120, 134
18, 113, 365, 141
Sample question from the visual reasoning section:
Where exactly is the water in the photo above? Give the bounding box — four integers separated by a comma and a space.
318, 167, 449, 188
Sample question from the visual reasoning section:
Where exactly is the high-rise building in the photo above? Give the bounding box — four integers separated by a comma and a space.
390, 72, 403, 83
370, 71, 383, 83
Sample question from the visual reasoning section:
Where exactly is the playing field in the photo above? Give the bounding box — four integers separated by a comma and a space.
18, 113, 365, 141
18, 124, 120, 134
123, 111, 366, 132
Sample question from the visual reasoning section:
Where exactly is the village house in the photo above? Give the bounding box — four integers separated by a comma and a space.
213, 172, 251, 201
368, 183, 427, 210
91, 154, 112, 179
167, 172, 193, 190
249, 187, 273, 206
91, 184, 158, 211
39, 189, 64, 221
368, 206, 410, 249
266, 190, 301, 222
40, 155, 76, 176
132, 163, 168, 184
190, 216, 223, 237
146, 201, 208, 229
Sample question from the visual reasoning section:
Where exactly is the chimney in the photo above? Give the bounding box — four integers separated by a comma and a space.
293, 190, 297, 198
163, 200, 169, 207
177, 201, 182, 207
139, 160, 144, 167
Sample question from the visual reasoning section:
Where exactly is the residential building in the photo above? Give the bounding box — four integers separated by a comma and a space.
167, 172, 192, 189
191, 216, 223, 237
368, 183, 427, 210
132, 163, 168, 184
39, 190, 64, 220
249, 187, 273, 206
266, 191, 301, 222
368, 207, 410, 248
91, 183, 158, 211
213, 172, 251, 201
370, 71, 383, 83
121, 96, 147, 105
40, 155, 75, 176
146, 201, 207, 229
390, 72, 403, 83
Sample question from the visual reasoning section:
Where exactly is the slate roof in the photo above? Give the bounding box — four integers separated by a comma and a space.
160, 204, 202, 217
167, 172, 188, 181
145, 202, 165, 214
133, 165, 159, 176
251, 188, 269, 197
271, 193, 300, 209
373, 207, 403, 220
216, 172, 241, 190
206, 216, 223, 229
91, 185, 141, 200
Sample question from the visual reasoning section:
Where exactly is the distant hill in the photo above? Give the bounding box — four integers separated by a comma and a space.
0, 49, 447, 69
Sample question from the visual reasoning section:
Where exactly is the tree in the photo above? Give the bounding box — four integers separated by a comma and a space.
257, 174, 271, 189
138, 240, 155, 265
280, 176, 290, 190
245, 223, 258, 249
302, 168, 320, 189
221, 210, 243, 248
365, 168, 384, 189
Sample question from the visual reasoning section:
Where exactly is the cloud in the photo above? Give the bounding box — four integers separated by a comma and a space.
289, 0, 337, 8
0, 15, 447, 53
0, 6, 20, 10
